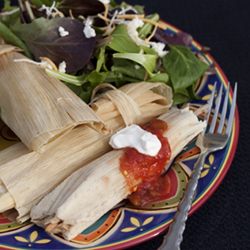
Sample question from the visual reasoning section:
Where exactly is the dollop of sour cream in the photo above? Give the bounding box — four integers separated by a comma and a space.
109, 124, 161, 157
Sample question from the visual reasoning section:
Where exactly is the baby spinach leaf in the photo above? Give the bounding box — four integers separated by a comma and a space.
113, 52, 158, 77
111, 59, 146, 81
162, 44, 209, 93
11, 17, 97, 73
147, 73, 169, 84
173, 92, 191, 105
187, 83, 201, 100
0, 21, 32, 58
108, 24, 140, 53
57, 0, 105, 17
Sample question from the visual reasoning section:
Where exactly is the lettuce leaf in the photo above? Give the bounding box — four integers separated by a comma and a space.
108, 24, 140, 53
57, 0, 105, 17
162, 44, 209, 104
163, 44, 209, 93
0, 21, 32, 58
11, 17, 97, 73
113, 52, 158, 77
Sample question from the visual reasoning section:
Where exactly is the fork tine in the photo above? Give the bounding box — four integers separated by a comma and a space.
217, 83, 230, 134
225, 82, 237, 136
204, 82, 217, 132
209, 83, 223, 133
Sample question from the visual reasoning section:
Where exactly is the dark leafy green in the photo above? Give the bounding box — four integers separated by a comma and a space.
113, 52, 158, 78
111, 58, 146, 81
11, 17, 97, 73
108, 24, 140, 53
163, 44, 209, 92
0, 21, 32, 58
0, 0, 213, 106
172, 92, 191, 105
154, 29, 193, 48
80, 71, 117, 102
96, 46, 106, 72
140, 45, 158, 56
147, 73, 169, 84
57, 0, 105, 17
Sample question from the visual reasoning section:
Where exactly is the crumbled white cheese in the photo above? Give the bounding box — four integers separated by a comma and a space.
83, 17, 96, 38
109, 124, 162, 156
126, 16, 145, 45
150, 42, 168, 57
98, 0, 110, 4
59, 61, 66, 73
58, 26, 69, 37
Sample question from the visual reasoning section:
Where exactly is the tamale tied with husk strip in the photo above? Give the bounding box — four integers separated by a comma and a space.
31, 107, 206, 241
0, 81, 172, 223
0, 44, 107, 153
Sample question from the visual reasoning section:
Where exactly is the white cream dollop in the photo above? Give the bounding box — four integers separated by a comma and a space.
109, 124, 161, 156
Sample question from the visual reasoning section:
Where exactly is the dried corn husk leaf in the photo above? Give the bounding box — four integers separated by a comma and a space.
0, 45, 107, 153
30, 107, 206, 240
0, 82, 172, 223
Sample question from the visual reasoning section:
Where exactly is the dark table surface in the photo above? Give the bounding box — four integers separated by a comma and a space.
1, 1, 249, 250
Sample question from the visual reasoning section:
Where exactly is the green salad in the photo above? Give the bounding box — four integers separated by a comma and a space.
0, 0, 211, 104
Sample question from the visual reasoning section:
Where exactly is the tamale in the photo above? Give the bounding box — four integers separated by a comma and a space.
0, 81, 172, 223
30, 107, 206, 240
0, 45, 107, 153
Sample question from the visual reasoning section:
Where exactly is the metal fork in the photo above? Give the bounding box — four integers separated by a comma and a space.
158, 82, 238, 250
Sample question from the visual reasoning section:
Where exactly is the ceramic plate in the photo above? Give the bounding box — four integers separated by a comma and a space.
0, 21, 239, 250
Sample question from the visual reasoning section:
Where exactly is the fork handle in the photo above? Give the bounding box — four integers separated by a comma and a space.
158, 151, 208, 250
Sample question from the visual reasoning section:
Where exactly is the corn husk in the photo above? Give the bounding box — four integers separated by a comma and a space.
0, 81, 172, 223
0, 45, 107, 153
30, 107, 206, 240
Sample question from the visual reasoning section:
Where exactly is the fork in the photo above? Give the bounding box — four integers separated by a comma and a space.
158, 82, 238, 250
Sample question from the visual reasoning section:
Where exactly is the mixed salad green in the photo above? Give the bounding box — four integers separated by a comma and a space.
0, 0, 212, 104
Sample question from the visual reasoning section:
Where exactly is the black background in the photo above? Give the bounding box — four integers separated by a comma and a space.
1, 1, 249, 250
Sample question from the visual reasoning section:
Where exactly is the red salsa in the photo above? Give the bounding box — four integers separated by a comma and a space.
119, 118, 171, 207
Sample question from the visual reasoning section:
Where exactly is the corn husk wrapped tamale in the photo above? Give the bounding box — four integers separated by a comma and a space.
31, 107, 206, 240
0, 45, 107, 153
0, 81, 172, 223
